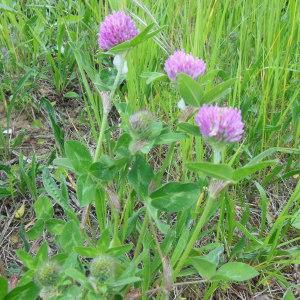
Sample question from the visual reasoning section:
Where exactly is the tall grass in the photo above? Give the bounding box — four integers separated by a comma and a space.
1, 0, 299, 153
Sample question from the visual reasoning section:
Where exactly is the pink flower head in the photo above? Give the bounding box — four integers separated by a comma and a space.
195, 105, 244, 143
98, 11, 138, 51
164, 50, 206, 81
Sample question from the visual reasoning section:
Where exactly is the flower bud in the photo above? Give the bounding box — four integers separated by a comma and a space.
90, 255, 117, 283
129, 110, 162, 141
35, 261, 60, 287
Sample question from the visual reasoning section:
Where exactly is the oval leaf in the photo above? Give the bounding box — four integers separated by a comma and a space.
215, 262, 259, 282
151, 182, 202, 212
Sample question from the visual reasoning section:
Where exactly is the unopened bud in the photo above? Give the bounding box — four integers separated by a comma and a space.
90, 255, 117, 283
129, 110, 162, 141
35, 261, 60, 287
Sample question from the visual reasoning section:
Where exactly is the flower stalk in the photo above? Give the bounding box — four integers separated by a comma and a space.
173, 195, 215, 278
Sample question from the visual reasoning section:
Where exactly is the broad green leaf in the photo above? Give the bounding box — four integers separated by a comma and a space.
89, 155, 127, 182
177, 123, 200, 137
177, 73, 202, 106
46, 219, 66, 235
202, 78, 235, 104
33, 195, 53, 220
106, 244, 133, 256
151, 182, 202, 212
4, 282, 40, 300
58, 220, 83, 251
36, 242, 49, 266
155, 132, 187, 145
189, 257, 217, 279
0, 276, 8, 299
232, 160, 277, 182
65, 140, 92, 174
15, 250, 36, 269
128, 155, 154, 198
26, 220, 44, 240
76, 174, 98, 206
42, 168, 68, 210
64, 268, 89, 286
215, 262, 259, 282
53, 158, 75, 172
187, 162, 234, 181
75, 247, 99, 258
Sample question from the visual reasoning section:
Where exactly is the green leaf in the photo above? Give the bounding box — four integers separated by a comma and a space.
46, 219, 66, 235
189, 257, 217, 279
0, 276, 8, 300
0, 4, 18, 13
177, 123, 200, 137
64, 91, 80, 99
26, 219, 44, 240
65, 140, 92, 174
177, 73, 202, 106
283, 289, 296, 300
106, 244, 133, 256
291, 209, 300, 229
53, 158, 75, 172
214, 262, 259, 282
0, 187, 11, 199
75, 246, 99, 258
64, 268, 89, 286
42, 168, 68, 210
202, 78, 235, 104
108, 276, 141, 287
246, 147, 300, 165
128, 155, 154, 198
89, 155, 127, 182
15, 250, 36, 269
41, 98, 65, 154
76, 174, 98, 206
36, 242, 49, 266
232, 160, 277, 182
151, 182, 202, 212
33, 195, 53, 220
187, 162, 234, 181
140, 71, 167, 84
4, 282, 40, 300
108, 24, 164, 54
155, 132, 187, 145
58, 220, 83, 251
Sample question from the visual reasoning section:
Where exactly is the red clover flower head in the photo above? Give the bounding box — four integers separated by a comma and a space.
164, 50, 206, 81
98, 11, 138, 51
195, 105, 244, 143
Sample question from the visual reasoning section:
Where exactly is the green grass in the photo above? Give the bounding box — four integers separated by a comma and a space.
1, 0, 300, 298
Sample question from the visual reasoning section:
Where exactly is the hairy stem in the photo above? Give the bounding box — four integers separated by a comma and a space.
173, 196, 214, 278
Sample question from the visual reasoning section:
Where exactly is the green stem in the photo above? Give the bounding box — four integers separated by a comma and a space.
133, 211, 149, 259
212, 146, 222, 164
93, 54, 124, 161
94, 111, 107, 162
173, 196, 214, 278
